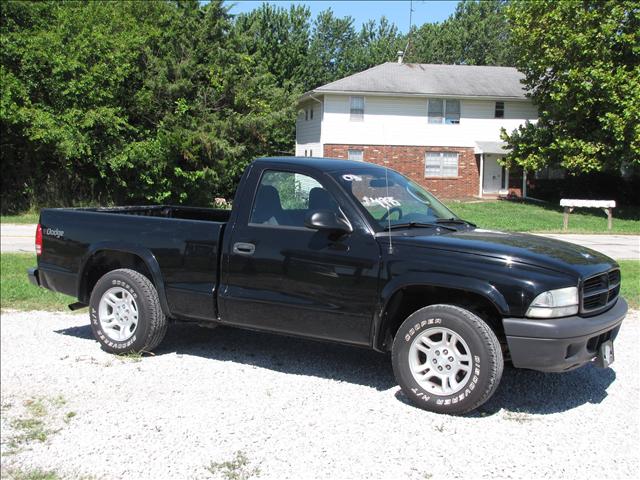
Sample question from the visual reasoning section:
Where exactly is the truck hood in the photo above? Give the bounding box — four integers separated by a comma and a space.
387, 228, 616, 277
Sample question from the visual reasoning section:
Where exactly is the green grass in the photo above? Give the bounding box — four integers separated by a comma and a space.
0, 254, 72, 311
619, 260, 640, 309
116, 352, 144, 363
9, 417, 50, 445
1, 468, 61, 480
0, 212, 39, 224
446, 200, 640, 234
206, 451, 260, 480
64, 411, 77, 424
6, 396, 66, 452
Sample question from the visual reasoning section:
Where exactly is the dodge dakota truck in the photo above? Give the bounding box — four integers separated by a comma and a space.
28, 157, 628, 414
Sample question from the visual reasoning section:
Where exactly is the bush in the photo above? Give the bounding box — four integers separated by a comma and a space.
529, 173, 640, 206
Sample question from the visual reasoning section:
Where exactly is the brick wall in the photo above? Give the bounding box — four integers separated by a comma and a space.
323, 144, 480, 199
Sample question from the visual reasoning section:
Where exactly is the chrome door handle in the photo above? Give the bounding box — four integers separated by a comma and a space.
233, 242, 255, 255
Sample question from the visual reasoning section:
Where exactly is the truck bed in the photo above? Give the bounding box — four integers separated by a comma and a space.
73, 205, 232, 223
37, 205, 229, 321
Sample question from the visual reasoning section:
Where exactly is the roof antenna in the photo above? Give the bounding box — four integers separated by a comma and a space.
384, 157, 394, 255
402, 0, 414, 62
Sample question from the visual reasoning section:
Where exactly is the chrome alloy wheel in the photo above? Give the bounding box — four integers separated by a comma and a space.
98, 287, 139, 342
408, 327, 472, 396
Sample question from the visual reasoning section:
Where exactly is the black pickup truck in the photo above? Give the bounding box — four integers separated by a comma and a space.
28, 157, 628, 414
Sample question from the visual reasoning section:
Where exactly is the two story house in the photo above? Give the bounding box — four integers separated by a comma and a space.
295, 61, 538, 199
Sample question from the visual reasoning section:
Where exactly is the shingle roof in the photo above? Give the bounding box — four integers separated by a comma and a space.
308, 62, 528, 99
474, 141, 511, 154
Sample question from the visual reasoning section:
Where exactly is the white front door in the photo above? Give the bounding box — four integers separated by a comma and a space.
483, 155, 503, 193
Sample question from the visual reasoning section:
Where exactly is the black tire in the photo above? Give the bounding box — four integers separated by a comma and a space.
89, 268, 168, 354
391, 304, 503, 415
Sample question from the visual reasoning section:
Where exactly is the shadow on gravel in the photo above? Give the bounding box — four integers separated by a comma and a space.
393, 363, 616, 416
56, 322, 616, 412
56, 324, 94, 340
476, 364, 616, 416
56, 322, 397, 391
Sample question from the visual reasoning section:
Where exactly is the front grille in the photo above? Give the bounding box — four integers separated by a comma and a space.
608, 269, 621, 286
583, 274, 607, 295
581, 268, 621, 314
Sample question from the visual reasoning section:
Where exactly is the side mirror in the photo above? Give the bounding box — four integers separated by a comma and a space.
304, 209, 353, 235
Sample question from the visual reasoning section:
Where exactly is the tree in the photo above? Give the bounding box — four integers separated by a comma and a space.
408, 0, 513, 66
233, 3, 311, 89
1, 0, 171, 208
352, 17, 405, 71
304, 9, 360, 89
108, 0, 300, 204
0, 0, 299, 210
502, 0, 639, 174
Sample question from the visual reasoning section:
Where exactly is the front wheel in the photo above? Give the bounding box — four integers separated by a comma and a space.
392, 304, 503, 415
89, 268, 168, 354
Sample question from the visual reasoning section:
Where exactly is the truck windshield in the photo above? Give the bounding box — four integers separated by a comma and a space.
332, 168, 459, 230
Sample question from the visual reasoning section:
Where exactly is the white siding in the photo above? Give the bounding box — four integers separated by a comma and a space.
505, 101, 538, 119
321, 94, 537, 148
295, 142, 323, 157
295, 99, 322, 156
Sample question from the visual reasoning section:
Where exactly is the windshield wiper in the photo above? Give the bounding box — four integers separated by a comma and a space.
435, 218, 476, 227
386, 222, 456, 231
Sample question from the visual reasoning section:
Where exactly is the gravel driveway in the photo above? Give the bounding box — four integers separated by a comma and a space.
1, 310, 639, 479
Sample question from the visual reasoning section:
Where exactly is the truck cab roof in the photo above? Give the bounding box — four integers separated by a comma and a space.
254, 156, 386, 174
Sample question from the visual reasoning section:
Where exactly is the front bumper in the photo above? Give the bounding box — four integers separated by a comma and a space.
27, 267, 40, 287
503, 297, 628, 372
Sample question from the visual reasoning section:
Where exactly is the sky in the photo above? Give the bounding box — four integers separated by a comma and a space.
227, 1, 459, 32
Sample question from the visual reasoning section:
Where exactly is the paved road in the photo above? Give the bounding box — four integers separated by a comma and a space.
535, 233, 639, 261
1, 224, 36, 253
1, 223, 638, 260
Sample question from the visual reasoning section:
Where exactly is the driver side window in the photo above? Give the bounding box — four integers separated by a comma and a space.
250, 170, 341, 227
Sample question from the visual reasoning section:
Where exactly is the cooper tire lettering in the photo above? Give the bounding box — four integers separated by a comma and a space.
89, 268, 167, 355
391, 304, 503, 414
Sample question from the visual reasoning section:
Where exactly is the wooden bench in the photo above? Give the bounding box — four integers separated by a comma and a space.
560, 199, 616, 231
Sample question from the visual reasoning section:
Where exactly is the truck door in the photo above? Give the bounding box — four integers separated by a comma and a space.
220, 166, 380, 346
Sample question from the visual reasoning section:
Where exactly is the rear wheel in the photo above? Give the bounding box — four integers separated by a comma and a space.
392, 304, 503, 415
89, 268, 167, 354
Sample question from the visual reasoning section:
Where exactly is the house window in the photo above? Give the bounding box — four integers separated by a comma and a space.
428, 99, 460, 124
310, 149, 313, 157
425, 152, 459, 177
445, 100, 460, 124
495, 101, 505, 118
310, 108, 314, 120
348, 149, 364, 162
304, 149, 308, 157
350, 96, 364, 121
428, 99, 443, 124
305, 109, 308, 121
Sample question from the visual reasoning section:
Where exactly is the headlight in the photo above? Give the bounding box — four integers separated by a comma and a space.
526, 287, 579, 318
